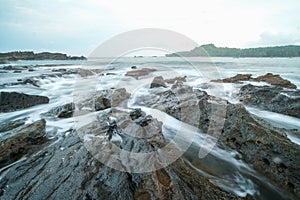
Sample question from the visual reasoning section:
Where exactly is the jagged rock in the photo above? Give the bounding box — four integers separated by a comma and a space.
0, 119, 47, 168
95, 96, 111, 111
78, 88, 130, 111
111, 88, 131, 107
211, 73, 297, 89
211, 74, 252, 83
0, 110, 244, 199
254, 73, 297, 89
125, 68, 156, 79
0, 92, 49, 112
143, 82, 300, 198
45, 103, 75, 118
239, 84, 300, 118
150, 76, 167, 88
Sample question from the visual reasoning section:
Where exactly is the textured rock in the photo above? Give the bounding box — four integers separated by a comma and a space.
0, 119, 47, 168
239, 84, 300, 118
150, 76, 167, 88
211, 74, 252, 83
0, 110, 244, 200
45, 103, 75, 118
125, 68, 156, 79
0, 92, 49, 112
254, 73, 297, 89
211, 73, 297, 89
77, 88, 130, 111
143, 82, 300, 198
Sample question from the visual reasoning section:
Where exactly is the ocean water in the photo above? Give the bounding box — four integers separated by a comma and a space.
0, 57, 299, 199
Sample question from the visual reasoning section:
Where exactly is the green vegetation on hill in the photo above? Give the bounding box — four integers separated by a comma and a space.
166, 44, 300, 57
0, 51, 86, 61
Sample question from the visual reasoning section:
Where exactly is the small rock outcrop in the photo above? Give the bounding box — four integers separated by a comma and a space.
125, 68, 156, 79
0, 92, 49, 112
211, 74, 252, 83
150, 76, 167, 88
211, 73, 297, 89
239, 84, 300, 118
253, 73, 297, 89
45, 103, 75, 118
0, 119, 47, 168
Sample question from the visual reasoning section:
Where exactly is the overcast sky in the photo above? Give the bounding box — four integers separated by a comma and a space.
0, 0, 299, 55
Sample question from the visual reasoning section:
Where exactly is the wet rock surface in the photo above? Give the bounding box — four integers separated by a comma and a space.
150, 76, 167, 88
212, 74, 252, 83
254, 73, 297, 89
44, 103, 75, 118
125, 68, 156, 79
77, 88, 130, 111
211, 73, 297, 89
0, 119, 47, 168
142, 82, 300, 198
0, 110, 244, 200
239, 84, 300, 118
0, 92, 49, 112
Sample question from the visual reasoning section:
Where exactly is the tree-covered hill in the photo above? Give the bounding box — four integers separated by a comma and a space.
166, 44, 300, 57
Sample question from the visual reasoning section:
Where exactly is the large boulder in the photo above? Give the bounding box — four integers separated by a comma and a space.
239, 84, 300, 118
0, 92, 49, 112
0, 119, 47, 168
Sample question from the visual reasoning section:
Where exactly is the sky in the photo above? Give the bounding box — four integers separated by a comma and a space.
0, 0, 300, 56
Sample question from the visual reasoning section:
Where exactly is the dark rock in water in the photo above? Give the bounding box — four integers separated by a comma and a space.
129, 108, 152, 127
0, 111, 243, 199
0, 118, 27, 132
165, 76, 187, 84
144, 83, 300, 198
45, 103, 75, 118
239, 84, 300, 118
125, 68, 156, 79
0, 92, 49, 112
0, 119, 47, 168
131, 66, 137, 69
254, 73, 297, 89
95, 96, 111, 111
13, 70, 22, 73
211, 74, 252, 83
150, 76, 167, 88
2, 66, 24, 71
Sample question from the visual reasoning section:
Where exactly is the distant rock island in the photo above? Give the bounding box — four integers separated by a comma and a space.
0, 51, 86, 61
166, 44, 300, 57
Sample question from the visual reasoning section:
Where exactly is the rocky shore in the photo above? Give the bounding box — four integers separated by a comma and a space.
0, 67, 299, 199
0, 51, 86, 61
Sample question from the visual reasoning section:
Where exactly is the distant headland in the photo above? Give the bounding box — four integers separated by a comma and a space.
166, 44, 300, 57
0, 51, 86, 62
